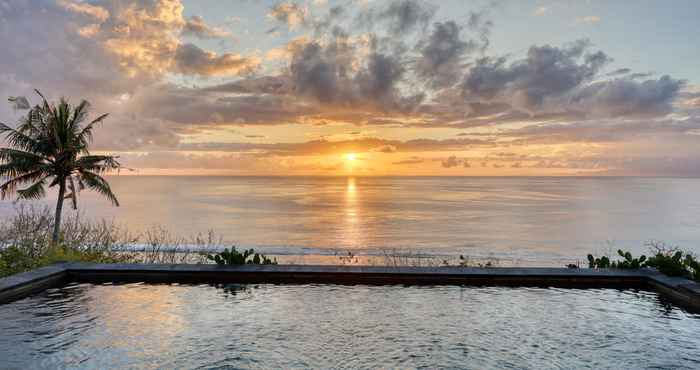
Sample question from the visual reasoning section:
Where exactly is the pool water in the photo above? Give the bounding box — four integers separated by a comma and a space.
0, 283, 699, 369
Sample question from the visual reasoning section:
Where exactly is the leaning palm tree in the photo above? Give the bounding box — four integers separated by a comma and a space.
0, 90, 121, 243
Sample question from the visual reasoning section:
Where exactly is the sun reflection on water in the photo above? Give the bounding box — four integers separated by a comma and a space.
343, 177, 364, 250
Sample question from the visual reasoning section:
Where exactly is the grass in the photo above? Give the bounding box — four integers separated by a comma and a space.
0, 206, 213, 277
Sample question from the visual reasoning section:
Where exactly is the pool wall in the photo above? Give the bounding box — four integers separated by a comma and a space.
2, 263, 699, 310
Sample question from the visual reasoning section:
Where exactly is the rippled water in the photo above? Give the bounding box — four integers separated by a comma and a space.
1, 176, 699, 266
0, 283, 699, 369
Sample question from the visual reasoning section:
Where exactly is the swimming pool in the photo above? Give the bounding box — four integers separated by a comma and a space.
0, 283, 698, 369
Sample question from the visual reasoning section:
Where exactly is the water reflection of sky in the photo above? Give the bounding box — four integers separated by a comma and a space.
1, 177, 699, 264
1, 283, 699, 369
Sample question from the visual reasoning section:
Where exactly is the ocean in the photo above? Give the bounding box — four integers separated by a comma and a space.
1, 176, 699, 266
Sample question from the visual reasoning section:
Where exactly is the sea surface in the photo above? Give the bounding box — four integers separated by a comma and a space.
1, 176, 699, 266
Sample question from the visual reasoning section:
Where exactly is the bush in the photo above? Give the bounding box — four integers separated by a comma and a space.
207, 247, 276, 265
0, 245, 37, 277
644, 242, 699, 282
0, 206, 221, 278
586, 242, 699, 283
587, 250, 646, 269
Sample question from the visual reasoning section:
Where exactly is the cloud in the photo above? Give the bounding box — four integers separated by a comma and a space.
462, 40, 611, 110
606, 68, 631, 77
359, 0, 437, 35
172, 136, 496, 158
287, 37, 423, 112
441, 155, 460, 168
98, 0, 187, 79
373, 145, 397, 153
5, 0, 254, 83
503, 118, 699, 144
576, 16, 601, 24
173, 43, 260, 77
415, 21, 472, 88
0, 0, 696, 177
57, 0, 110, 22
393, 157, 425, 165
570, 75, 684, 118
183, 15, 231, 39
533, 7, 549, 16
124, 82, 312, 126
268, 2, 309, 30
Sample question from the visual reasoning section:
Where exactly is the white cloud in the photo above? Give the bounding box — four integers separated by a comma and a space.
533, 6, 549, 16
576, 15, 601, 24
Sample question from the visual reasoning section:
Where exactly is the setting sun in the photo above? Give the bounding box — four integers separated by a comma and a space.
345, 153, 358, 162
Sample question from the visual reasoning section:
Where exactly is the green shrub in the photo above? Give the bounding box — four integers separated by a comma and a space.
644, 242, 699, 282
645, 250, 686, 277
207, 247, 277, 265
0, 245, 37, 277
684, 255, 700, 282
613, 249, 646, 269
586, 242, 699, 283
0, 244, 135, 278
588, 250, 646, 269
587, 254, 611, 268
0, 206, 218, 278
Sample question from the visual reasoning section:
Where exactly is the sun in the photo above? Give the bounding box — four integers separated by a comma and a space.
345, 153, 357, 162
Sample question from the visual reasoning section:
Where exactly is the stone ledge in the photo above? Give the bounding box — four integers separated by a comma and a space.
1, 263, 698, 312
0, 264, 70, 304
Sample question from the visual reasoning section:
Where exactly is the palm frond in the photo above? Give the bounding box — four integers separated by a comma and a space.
0, 148, 46, 164
77, 113, 108, 150
79, 170, 119, 206
0, 148, 50, 181
2, 90, 119, 212
0, 170, 47, 200
0, 122, 44, 154
16, 176, 49, 200
75, 155, 121, 173
34, 89, 47, 102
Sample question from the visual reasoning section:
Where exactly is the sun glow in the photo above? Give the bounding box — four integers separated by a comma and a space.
345, 153, 358, 162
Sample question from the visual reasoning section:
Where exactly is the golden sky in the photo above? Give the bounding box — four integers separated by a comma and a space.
2, 0, 699, 176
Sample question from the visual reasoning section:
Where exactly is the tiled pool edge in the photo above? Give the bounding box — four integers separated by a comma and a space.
1, 263, 699, 311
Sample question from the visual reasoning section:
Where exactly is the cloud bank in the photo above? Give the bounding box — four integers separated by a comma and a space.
0, 0, 698, 176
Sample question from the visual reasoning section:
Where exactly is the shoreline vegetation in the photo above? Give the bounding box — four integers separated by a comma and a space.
0, 206, 506, 277
1, 206, 698, 283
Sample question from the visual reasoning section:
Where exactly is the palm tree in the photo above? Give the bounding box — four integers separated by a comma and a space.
0, 90, 121, 243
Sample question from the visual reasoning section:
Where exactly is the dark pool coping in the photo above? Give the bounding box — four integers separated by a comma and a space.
2, 263, 700, 310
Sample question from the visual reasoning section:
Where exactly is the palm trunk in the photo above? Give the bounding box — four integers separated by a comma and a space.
52, 178, 66, 244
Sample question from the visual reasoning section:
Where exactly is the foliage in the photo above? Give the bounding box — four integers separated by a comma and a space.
1, 90, 121, 242
614, 249, 646, 269
0, 207, 218, 277
685, 255, 700, 282
459, 255, 495, 267
0, 243, 133, 277
587, 249, 646, 269
645, 250, 686, 276
207, 247, 277, 265
587, 254, 611, 268
0, 245, 37, 277
586, 242, 699, 283
644, 241, 699, 282
337, 250, 359, 265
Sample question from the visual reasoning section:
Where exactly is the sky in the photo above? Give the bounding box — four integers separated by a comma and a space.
1, 0, 699, 176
